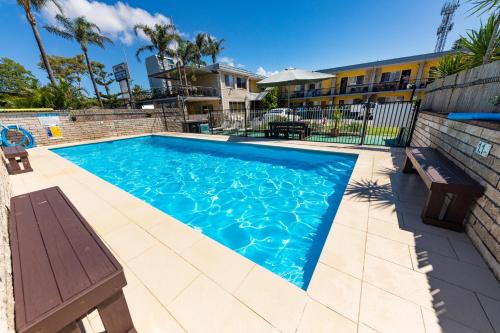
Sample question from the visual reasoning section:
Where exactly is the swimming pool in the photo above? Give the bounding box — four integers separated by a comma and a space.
52, 136, 357, 289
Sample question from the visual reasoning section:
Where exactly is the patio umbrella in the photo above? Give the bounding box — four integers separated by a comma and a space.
257, 68, 335, 108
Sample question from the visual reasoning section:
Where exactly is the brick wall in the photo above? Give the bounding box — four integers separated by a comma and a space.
0, 108, 184, 147
0, 153, 14, 333
411, 111, 499, 277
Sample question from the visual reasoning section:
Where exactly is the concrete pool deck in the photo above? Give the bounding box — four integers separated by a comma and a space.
8, 133, 499, 333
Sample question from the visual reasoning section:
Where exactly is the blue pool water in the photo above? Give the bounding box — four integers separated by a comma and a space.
52, 136, 357, 289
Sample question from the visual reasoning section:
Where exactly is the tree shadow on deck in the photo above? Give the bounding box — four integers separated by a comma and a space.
344, 152, 498, 333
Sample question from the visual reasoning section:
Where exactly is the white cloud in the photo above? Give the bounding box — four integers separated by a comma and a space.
256, 66, 279, 77
236, 64, 245, 68
42, 0, 173, 45
219, 56, 235, 67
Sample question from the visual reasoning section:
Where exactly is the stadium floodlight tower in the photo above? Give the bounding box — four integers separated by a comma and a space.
435, 0, 460, 52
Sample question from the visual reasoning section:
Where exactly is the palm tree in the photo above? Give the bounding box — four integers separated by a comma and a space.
456, 14, 499, 66
175, 39, 197, 86
17, 0, 59, 85
466, 0, 499, 64
134, 23, 183, 87
205, 35, 224, 64
193, 32, 208, 67
45, 15, 112, 107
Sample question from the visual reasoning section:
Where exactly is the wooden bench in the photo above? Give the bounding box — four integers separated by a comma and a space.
403, 147, 484, 231
9, 187, 136, 333
265, 121, 311, 140
2, 146, 33, 175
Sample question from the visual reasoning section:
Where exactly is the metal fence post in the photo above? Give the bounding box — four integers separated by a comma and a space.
406, 99, 421, 147
208, 108, 214, 134
244, 108, 248, 137
360, 102, 370, 145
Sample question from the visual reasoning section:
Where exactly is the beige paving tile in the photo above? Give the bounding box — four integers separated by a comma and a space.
420, 308, 482, 333
319, 223, 366, 279
181, 237, 254, 293
359, 283, 425, 333
168, 275, 273, 333
449, 238, 488, 268
368, 201, 400, 224
128, 244, 199, 306
307, 263, 361, 322
401, 211, 470, 243
363, 255, 433, 308
118, 202, 167, 230
148, 218, 203, 254
83, 207, 132, 236
365, 233, 413, 269
477, 294, 500, 332
234, 265, 307, 333
333, 200, 370, 231
412, 251, 500, 300
296, 300, 357, 333
125, 284, 186, 333
357, 323, 379, 333
81, 316, 96, 333
368, 218, 457, 258
103, 223, 157, 262
428, 277, 494, 333
88, 314, 105, 333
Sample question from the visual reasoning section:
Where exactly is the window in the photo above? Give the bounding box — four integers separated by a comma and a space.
236, 77, 247, 89
380, 71, 401, 82
348, 75, 364, 85
229, 102, 246, 112
224, 74, 234, 87
200, 105, 214, 114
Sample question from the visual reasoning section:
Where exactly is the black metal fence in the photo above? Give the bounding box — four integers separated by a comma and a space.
204, 101, 420, 147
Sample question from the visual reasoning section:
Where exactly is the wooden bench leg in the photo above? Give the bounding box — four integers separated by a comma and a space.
58, 321, 83, 333
20, 156, 33, 172
6, 157, 22, 174
402, 155, 414, 173
97, 290, 136, 333
421, 190, 446, 223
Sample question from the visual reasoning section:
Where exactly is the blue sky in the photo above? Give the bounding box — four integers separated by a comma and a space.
0, 0, 487, 94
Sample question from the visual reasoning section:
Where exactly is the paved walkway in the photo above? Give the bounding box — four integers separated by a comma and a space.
9, 133, 499, 333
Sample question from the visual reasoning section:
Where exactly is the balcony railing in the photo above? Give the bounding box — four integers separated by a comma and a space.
279, 79, 431, 99
137, 85, 220, 101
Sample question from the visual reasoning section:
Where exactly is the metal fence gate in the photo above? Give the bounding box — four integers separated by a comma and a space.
206, 100, 420, 147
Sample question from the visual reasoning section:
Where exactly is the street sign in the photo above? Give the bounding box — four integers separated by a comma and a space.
113, 63, 129, 81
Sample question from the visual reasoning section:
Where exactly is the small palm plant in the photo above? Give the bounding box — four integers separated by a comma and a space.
466, 0, 499, 64
456, 14, 499, 67
331, 107, 343, 137
45, 15, 113, 107
205, 35, 224, 64
17, 0, 60, 85
430, 54, 470, 79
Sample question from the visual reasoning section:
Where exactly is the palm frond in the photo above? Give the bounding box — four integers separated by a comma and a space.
136, 44, 155, 61
466, 0, 500, 16
44, 25, 73, 40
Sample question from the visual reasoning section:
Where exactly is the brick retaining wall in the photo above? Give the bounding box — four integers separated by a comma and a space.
0, 153, 14, 333
411, 111, 499, 277
0, 108, 184, 147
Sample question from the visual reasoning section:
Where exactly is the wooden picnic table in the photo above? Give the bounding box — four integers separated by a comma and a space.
266, 121, 311, 139
9, 186, 136, 333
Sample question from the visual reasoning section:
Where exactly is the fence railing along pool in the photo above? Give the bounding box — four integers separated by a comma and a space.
201, 101, 420, 147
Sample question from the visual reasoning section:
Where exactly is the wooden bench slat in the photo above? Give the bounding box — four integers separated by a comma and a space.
406, 147, 483, 195
10, 195, 62, 324
42, 187, 117, 283
29, 190, 93, 301
11, 187, 135, 333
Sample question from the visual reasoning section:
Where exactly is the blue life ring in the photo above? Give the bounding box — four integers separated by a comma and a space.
1, 125, 36, 148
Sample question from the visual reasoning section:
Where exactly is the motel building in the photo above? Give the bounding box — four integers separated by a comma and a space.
139, 55, 265, 118
278, 51, 453, 108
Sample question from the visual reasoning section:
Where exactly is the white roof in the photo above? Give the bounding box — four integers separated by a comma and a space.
257, 68, 335, 87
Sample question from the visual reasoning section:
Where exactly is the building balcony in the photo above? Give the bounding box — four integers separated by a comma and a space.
138, 85, 220, 101
279, 79, 431, 99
